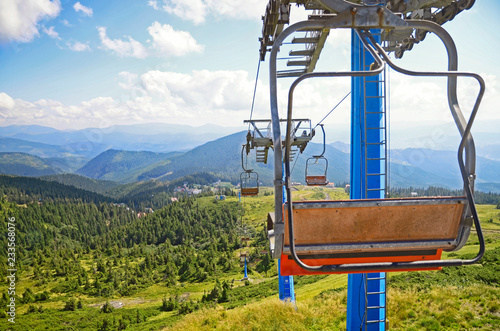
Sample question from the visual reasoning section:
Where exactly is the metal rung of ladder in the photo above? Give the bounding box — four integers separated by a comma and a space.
289, 50, 314, 56
292, 37, 319, 43
287, 60, 310, 66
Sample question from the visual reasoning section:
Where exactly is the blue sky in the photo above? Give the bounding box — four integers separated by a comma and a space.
0, 0, 498, 135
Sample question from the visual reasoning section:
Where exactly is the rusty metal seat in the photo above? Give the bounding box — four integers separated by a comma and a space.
241, 187, 259, 196
305, 175, 328, 186
269, 196, 476, 275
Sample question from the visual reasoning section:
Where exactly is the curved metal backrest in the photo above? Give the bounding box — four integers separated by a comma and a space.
241, 144, 251, 172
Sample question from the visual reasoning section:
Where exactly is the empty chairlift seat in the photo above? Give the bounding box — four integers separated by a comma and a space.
305, 125, 328, 186
275, 196, 470, 275
240, 171, 259, 196
305, 156, 329, 186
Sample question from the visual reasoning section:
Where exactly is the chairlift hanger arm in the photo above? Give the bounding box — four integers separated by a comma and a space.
241, 145, 252, 172
313, 124, 326, 158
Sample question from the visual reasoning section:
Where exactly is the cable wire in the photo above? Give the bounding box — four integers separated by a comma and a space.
290, 152, 300, 177
314, 91, 351, 129
248, 57, 261, 131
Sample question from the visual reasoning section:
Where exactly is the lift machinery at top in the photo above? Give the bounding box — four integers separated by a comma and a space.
263, 0, 485, 275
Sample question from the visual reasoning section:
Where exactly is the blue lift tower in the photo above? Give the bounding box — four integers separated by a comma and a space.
348, 29, 387, 330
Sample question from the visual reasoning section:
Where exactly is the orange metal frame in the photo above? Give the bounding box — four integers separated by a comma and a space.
279, 251, 443, 275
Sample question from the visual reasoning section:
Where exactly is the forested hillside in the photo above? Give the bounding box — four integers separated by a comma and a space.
0, 175, 498, 330
0, 178, 276, 329
0, 152, 62, 177
40, 173, 120, 195
76, 150, 179, 183
0, 175, 112, 204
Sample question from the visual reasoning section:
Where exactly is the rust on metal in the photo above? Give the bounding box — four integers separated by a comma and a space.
241, 188, 259, 196
283, 197, 464, 254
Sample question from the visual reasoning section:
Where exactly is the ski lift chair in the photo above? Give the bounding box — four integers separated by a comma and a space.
305, 159, 329, 186
305, 125, 329, 186
240, 171, 259, 197
266, 21, 485, 275
240, 145, 259, 196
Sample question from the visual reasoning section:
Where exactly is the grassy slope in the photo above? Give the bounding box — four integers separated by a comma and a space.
2, 189, 499, 330
159, 190, 500, 330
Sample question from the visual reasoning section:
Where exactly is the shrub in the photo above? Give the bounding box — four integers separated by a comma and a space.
27, 305, 37, 314
35, 291, 50, 302
101, 301, 114, 313
161, 296, 178, 312
64, 298, 77, 311
22, 288, 35, 304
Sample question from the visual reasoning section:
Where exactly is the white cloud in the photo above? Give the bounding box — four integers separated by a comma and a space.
97, 26, 148, 59
0, 0, 61, 43
42, 25, 60, 39
97, 23, 202, 59
67, 40, 90, 51
61, 19, 72, 27
1, 68, 497, 131
73, 2, 93, 17
0, 69, 267, 129
0, 93, 15, 109
152, 0, 207, 25
147, 21, 203, 57
205, 0, 266, 20
140, 69, 257, 110
149, 0, 266, 24
147, 1, 159, 10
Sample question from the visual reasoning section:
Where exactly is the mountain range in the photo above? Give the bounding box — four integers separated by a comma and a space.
0, 124, 499, 193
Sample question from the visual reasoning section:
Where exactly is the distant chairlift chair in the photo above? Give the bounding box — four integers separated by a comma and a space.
305, 124, 329, 186
240, 145, 259, 196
